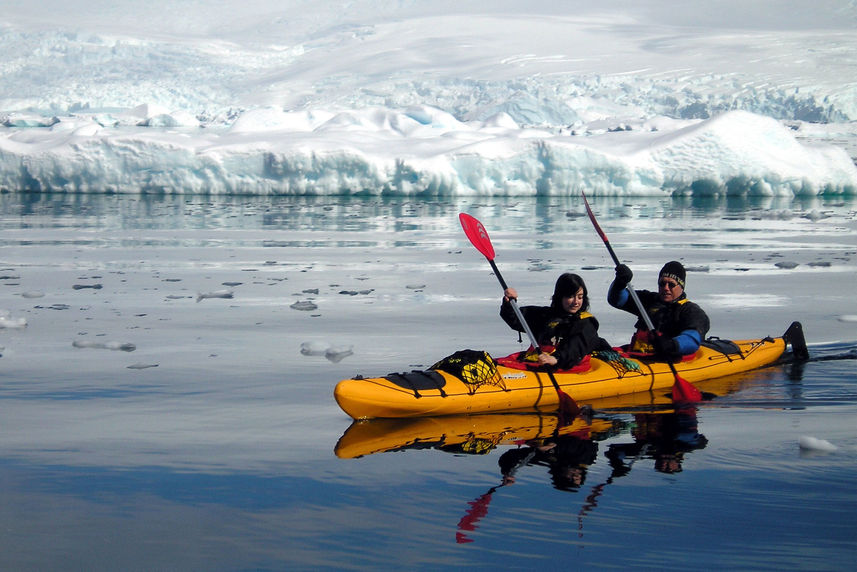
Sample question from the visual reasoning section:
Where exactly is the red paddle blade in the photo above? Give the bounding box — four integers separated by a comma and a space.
581, 192, 609, 244
671, 375, 702, 403
557, 391, 581, 423
459, 213, 495, 260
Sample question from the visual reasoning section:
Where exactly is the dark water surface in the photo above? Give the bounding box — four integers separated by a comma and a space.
1, 193, 855, 570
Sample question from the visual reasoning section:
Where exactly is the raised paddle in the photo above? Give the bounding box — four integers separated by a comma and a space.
459, 212, 580, 419
580, 192, 702, 403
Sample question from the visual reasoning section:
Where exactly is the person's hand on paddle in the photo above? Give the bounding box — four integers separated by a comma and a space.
652, 332, 679, 359
503, 288, 518, 303
614, 264, 633, 289
537, 352, 558, 367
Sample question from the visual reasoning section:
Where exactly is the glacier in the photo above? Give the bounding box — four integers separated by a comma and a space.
1, 0, 856, 196
1, 107, 854, 196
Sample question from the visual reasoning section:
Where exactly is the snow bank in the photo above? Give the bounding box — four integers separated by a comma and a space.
0, 108, 854, 196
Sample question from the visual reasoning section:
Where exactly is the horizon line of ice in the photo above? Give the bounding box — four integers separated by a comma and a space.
1, 107, 855, 196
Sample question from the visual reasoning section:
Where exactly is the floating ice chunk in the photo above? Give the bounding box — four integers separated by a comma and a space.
803, 210, 826, 222
325, 345, 354, 363
799, 436, 837, 452
775, 261, 799, 269
838, 315, 857, 323
73, 340, 136, 352
0, 316, 27, 329
300, 341, 330, 356
291, 300, 318, 311
197, 290, 234, 302
0, 310, 27, 329
21, 291, 45, 298
127, 363, 159, 369
300, 341, 353, 361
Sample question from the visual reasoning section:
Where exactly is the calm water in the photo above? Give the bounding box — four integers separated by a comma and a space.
1, 192, 855, 570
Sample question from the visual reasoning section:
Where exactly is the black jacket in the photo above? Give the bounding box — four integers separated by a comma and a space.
612, 289, 710, 340
500, 302, 610, 369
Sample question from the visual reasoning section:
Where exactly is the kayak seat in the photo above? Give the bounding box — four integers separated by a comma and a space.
495, 351, 592, 373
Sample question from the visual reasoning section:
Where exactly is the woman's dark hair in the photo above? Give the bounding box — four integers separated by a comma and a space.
551, 273, 589, 312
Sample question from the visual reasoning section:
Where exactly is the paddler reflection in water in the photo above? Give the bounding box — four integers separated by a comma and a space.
606, 406, 708, 475
501, 273, 611, 369
608, 261, 710, 360
499, 434, 598, 492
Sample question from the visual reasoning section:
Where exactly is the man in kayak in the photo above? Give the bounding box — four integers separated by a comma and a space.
501, 273, 611, 369
608, 261, 710, 359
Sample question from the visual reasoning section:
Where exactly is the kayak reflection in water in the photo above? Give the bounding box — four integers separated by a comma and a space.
605, 406, 708, 475
498, 433, 599, 492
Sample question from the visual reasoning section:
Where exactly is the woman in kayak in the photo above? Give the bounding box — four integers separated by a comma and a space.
607, 260, 710, 359
501, 272, 610, 369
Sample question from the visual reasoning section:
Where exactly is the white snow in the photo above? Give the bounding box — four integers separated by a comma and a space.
1, 1, 856, 196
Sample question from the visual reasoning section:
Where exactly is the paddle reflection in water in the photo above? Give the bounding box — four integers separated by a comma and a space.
456, 423, 610, 543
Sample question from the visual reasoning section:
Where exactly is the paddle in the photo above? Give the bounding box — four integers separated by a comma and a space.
581, 193, 702, 403
459, 212, 580, 419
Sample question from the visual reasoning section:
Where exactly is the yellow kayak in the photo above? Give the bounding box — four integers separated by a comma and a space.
334, 365, 767, 459
334, 322, 807, 420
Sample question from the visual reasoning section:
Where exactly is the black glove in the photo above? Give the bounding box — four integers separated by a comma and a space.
614, 264, 633, 289
652, 333, 678, 359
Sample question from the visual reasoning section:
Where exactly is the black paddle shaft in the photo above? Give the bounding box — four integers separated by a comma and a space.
489, 259, 541, 350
